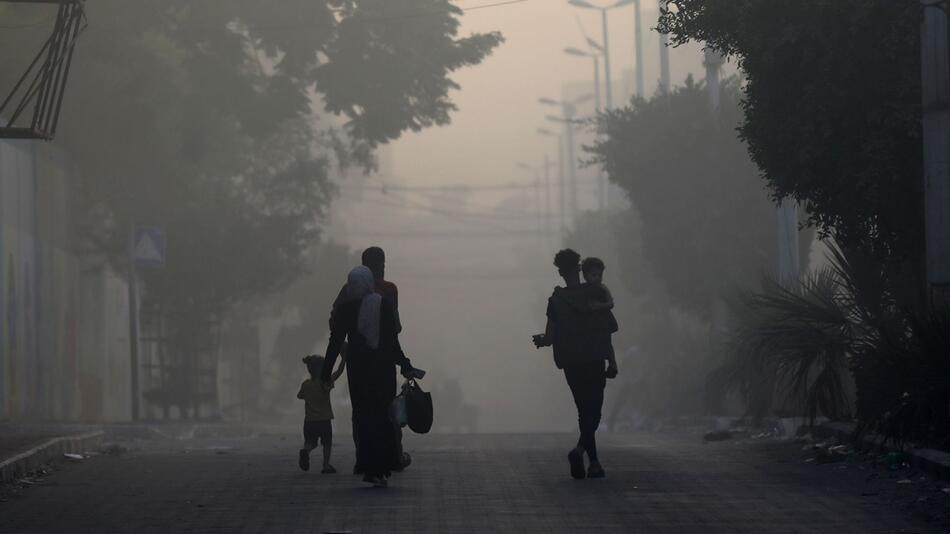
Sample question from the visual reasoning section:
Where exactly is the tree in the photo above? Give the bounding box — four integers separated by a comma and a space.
0, 1, 502, 417
588, 76, 808, 319
658, 0, 923, 310
658, 2, 950, 441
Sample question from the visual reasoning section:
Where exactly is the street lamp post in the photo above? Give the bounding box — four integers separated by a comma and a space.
541, 94, 593, 220
564, 46, 602, 113
633, 0, 644, 97
516, 162, 546, 236
569, 0, 635, 110
521, 152, 558, 240
538, 127, 565, 233
546, 106, 578, 221
565, 43, 613, 211
601, 9, 612, 108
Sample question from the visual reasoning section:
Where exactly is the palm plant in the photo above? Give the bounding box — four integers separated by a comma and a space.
855, 311, 950, 448
827, 244, 949, 446
716, 268, 853, 425
717, 241, 950, 448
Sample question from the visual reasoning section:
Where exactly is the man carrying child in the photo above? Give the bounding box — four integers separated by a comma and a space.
533, 249, 618, 480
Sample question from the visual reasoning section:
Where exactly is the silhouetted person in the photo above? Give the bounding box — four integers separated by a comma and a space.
581, 257, 619, 378
330, 246, 406, 474
331, 246, 400, 332
297, 351, 346, 474
323, 266, 417, 488
533, 249, 614, 479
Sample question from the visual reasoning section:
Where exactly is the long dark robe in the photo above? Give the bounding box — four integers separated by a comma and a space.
322, 298, 410, 478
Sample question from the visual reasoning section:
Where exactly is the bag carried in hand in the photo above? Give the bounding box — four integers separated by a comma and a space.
391, 391, 408, 427
402, 378, 433, 434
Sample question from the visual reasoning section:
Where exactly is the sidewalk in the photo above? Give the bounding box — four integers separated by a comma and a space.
0, 424, 104, 482
623, 414, 950, 482
814, 421, 950, 481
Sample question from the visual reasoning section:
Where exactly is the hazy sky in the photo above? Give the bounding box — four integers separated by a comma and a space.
390, 0, 711, 188
327, 0, 722, 431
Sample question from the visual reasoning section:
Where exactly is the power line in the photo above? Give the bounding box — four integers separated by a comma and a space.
341, 179, 598, 193
344, 229, 551, 238
382, 186, 532, 217
352, 189, 565, 222
456, 0, 532, 12
351, 194, 518, 231
346, 185, 529, 219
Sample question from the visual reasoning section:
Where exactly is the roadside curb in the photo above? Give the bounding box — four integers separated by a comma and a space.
0, 430, 104, 482
814, 422, 950, 482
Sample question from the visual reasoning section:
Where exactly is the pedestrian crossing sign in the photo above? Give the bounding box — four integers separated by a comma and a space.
132, 226, 166, 267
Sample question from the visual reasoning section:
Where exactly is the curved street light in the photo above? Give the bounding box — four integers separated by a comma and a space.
564, 47, 593, 57
568, 0, 636, 109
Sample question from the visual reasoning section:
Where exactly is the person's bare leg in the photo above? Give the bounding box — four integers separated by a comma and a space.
322, 435, 332, 468
320, 434, 337, 474
299, 440, 316, 471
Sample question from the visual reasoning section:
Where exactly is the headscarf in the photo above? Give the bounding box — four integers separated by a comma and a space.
347, 265, 382, 349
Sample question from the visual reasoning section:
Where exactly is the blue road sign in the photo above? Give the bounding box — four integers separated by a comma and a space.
131, 226, 166, 268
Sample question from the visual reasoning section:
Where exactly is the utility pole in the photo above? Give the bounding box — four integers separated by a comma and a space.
564, 102, 579, 222
542, 93, 590, 227
544, 153, 553, 240
558, 134, 567, 230
564, 47, 602, 112
538, 127, 565, 233
534, 167, 543, 235
921, 0, 950, 310
659, 1, 671, 93
633, 0, 644, 97
594, 55, 602, 112
601, 9, 613, 109
705, 46, 732, 331
704, 48, 722, 112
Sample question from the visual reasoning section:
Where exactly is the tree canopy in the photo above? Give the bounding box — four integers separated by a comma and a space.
588, 76, 805, 318
658, 1, 922, 304
2, 0, 502, 311
0, 1, 502, 416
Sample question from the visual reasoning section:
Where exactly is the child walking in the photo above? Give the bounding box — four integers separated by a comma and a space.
581, 257, 619, 379
298, 347, 347, 474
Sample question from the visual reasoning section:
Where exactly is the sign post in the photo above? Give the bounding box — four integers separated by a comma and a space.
128, 226, 165, 421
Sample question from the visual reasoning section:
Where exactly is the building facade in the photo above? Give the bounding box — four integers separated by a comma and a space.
0, 138, 130, 422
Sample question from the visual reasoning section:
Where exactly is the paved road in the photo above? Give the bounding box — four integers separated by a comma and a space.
0, 431, 946, 533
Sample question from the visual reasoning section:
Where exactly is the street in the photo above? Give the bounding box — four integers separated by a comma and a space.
1, 430, 947, 533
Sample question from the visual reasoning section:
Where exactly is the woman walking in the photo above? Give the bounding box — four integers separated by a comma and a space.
321, 265, 416, 488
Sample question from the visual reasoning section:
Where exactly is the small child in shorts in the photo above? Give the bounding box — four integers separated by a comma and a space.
297, 346, 346, 473
581, 257, 619, 379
